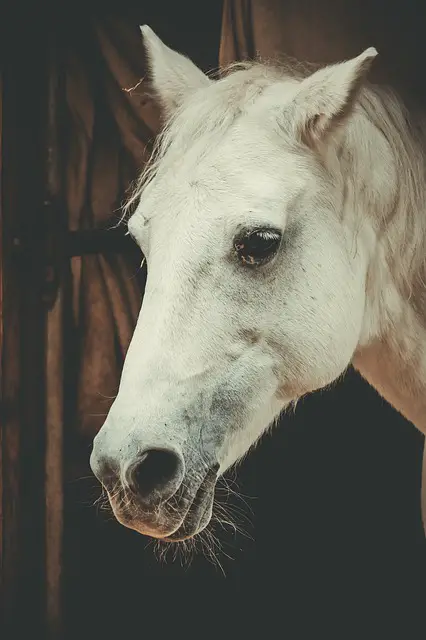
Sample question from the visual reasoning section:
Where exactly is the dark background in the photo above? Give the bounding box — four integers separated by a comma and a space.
2, 1, 426, 639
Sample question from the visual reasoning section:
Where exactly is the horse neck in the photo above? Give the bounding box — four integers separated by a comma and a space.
347, 87, 426, 435
353, 321, 426, 435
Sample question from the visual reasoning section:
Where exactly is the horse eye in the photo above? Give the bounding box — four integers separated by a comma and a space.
234, 227, 282, 267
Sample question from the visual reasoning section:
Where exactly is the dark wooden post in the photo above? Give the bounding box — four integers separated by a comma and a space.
0, 8, 49, 637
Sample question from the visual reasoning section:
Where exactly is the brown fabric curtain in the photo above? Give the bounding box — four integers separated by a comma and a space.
219, 0, 426, 98
62, 17, 160, 442
219, 0, 370, 66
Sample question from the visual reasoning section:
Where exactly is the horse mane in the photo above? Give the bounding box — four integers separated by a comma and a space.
125, 55, 426, 298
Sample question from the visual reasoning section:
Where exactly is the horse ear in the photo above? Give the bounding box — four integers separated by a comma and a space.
140, 25, 211, 118
292, 47, 378, 148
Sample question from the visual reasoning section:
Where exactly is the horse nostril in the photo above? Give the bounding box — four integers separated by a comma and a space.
127, 448, 184, 503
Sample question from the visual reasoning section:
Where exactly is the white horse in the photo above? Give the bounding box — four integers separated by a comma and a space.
90, 26, 426, 543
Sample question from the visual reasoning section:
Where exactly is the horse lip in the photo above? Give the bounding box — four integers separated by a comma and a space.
162, 464, 218, 541
108, 463, 219, 540
162, 493, 213, 542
